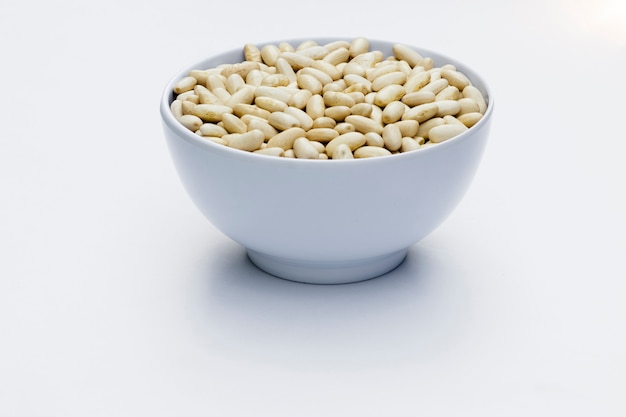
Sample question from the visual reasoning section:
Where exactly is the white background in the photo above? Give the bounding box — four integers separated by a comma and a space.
1, 0, 625, 415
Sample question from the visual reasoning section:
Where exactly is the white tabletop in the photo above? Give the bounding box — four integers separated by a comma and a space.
2, 1, 625, 415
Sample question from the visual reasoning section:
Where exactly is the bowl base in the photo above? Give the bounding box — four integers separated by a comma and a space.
246, 249, 408, 285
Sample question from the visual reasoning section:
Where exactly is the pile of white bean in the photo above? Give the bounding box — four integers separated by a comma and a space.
170, 38, 487, 159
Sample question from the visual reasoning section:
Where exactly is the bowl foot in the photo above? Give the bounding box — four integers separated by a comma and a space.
246, 249, 408, 285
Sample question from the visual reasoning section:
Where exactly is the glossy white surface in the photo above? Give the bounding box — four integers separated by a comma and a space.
161, 40, 494, 283
1, 0, 625, 416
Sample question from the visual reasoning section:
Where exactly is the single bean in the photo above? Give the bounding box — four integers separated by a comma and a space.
326, 132, 366, 156
428, 124, 468, 143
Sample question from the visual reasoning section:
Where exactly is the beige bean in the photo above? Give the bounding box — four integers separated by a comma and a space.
297, 45, 329, 60
364, 132, 385, 147
323, 91, 355, 107
311, 116, 336, 129
221, 113, 248, 134
382, 123, 402, 151
174, 76, 197, 94
332, 143, 354, 160
401, 102, 439, 123
306, 127, 339, 142
392, 43, 424, 68
201, 136, 228, 146
255, 86, 291, 103
309, 140, 326, 153
297, 73, 323, 95
370, 104, 383, 124
225, 73, 245, 94
278, 42, 294, 52
254, 147, 284, 157
371, 71, 407, 92
420, 78, 449, 95
275, 57, 297, 83
323, 47, 351, 65
346, 91, 365, 104
323, 81, 344, 93
345, 115, 384, 135
325, 105, 351, 121
296, 40, 318, 51
311, 60, 343, 80
233, 103, 271, 120
324, 40, 351, 51
299, 67, 333, 86
326, 131, 366, 156
280, 52, 315, 70
428, 68, 441, 81
428, 124, 468, 143
255, 96, 288, 112
349, 37, 370, 58
373, 84, 406, 108
244, 44, 262, 62
401, 137, 420, 152
198, 122, 228, 137
343, 82, 370, 95
354, 146, 393, 158
401, 90, 436, 107
211, 87, 231, 104
177, 91, 199, 103
351, 102, 373, 117
177, 114, 203, 131
261, 73, 292, 87
284, 106, 314, 131
343, 62, 367, 77
260, 44, 281, 66
334, 122, 356, 134
266, 127, 306, 149
220, 61, 259, 78
382, 101, 406, 124
463, 85, 487, 114
181, 100, 196, 115
435, 85, 460, 102
284, 149, 296, 158
420, 56, 435, 71
205, 74, 226, 91
268, 111, 300, 130
457, 97, 480, 115
225, 129, 265, 151
170, 99, 183, 119
195, 85, 221, 104
188, 70, 210, 86
343, 74, 372, 91
318, 153, 329, 160
190, 103, 233, 122
225, 85, 255, 108
457, 112, 483, 128
350, 51, 383, 68
306, 94, 325, 120
288, 89, 312, 109
436, 100, 462, 117
441, 69, 471, 90
404, 71, 431, 93
443, 115, 465, 126
243, 115, 279, 139
394, 120, 419, 137
293, 137, 320, 159
366, 62, 401, 82
417, 117, 445, 139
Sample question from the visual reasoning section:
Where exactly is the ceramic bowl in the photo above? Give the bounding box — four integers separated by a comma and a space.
160, 38, 494, 284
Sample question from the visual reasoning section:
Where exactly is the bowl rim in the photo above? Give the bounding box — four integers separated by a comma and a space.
160, 37, 494, 165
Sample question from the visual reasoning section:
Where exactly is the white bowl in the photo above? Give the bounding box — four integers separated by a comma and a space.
160, 38, 494, 284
